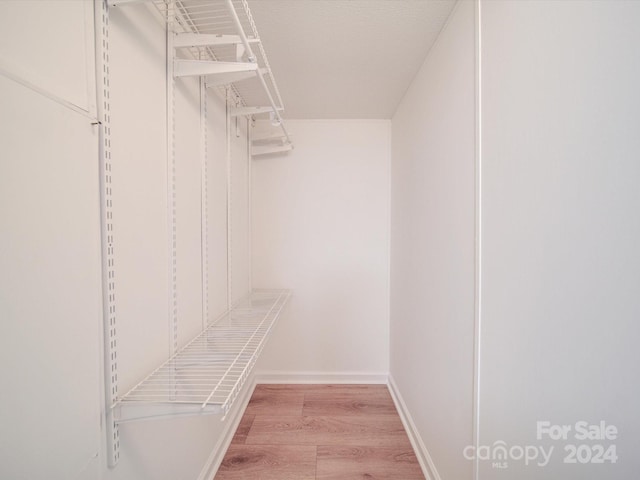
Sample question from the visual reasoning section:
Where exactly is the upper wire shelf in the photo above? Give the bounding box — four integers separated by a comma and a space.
149, 0, 293, 151
113, 289, 291, 422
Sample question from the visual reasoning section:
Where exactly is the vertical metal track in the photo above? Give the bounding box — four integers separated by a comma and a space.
247, 118, 252, 294
200, 74, 209, 328
167, 0, 178, 357
473, 1, 483, 479
96, 0, 119, 468
226, 88, 233, 309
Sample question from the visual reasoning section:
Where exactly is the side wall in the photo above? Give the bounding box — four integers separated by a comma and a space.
252, 120, 391, 379
0, 3, 252, 480
479, 1, 640, 478
390, 1, 476, 479
105, 5, 252, 480
0, 3, 103, 479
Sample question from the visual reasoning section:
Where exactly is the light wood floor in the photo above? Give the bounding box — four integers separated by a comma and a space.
214, 384, 425, 480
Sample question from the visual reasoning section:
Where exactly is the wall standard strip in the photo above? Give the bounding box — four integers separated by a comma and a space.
200, 74, 209, 328
167, 0, 178, 358
96, 0, 120, 467
225, 87, 233, 309
247, 118, 252, 293
472, 1, 483, 479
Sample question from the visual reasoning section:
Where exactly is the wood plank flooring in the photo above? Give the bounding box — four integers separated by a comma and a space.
214, 384, 424, 480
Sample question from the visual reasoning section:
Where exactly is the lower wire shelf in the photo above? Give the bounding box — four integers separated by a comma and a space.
112, 289, 291, 423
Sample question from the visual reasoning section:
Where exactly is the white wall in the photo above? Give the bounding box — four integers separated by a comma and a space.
206, 91, 230, 321
0, 2, 253, 478
253, 120, 390, 377
108, 1, 169, 400
0, 73, 103, 480
104, 5, 219, 480
230, 114, 252, 305
479, 1, 640, 478
0, 2, 102, 479
175, 74, 205, 342
103, 5, 251, 480
0, 0, 94, 112
390, 1, 476, 479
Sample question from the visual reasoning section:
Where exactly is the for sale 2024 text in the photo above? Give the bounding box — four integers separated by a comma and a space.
537, 421, 618, 465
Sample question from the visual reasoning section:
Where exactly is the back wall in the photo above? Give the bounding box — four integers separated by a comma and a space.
253, 119, 391, 378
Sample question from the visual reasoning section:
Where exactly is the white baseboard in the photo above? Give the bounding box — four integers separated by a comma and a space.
196, 377, 257, 480
254, 370, 389, 384
388, 375, 441, 480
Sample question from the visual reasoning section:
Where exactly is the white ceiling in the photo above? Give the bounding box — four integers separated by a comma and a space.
247, 0, 457, 119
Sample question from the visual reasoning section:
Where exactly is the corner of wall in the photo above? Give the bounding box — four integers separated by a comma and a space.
387, 375, 442, 480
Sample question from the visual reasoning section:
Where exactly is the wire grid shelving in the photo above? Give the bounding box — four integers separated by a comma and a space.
113, 289, 291, 422
152, 0, 290, 133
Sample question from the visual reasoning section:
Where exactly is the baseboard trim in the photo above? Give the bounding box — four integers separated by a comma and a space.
254, 371, 389, 384
388, 375, 442, 480
196, 377, 257, 480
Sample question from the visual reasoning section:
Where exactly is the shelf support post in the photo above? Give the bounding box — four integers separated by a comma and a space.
98, 0, 120, 467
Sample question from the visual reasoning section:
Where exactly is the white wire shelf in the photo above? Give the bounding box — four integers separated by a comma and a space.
147, 0, 293, 149
113, 289, 291, 422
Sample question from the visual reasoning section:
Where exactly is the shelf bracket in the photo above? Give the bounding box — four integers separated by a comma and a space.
252, 143, 294, 156
205, 68, 267, 88
173, 33, 260, 48
251, 131, 291, 143
231, 106, 282, 117
113, 403, 223, 424
109, 0, 151, 6
174, 60, 257, 78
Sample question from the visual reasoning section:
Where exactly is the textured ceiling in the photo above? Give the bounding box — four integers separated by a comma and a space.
246, 0, 457, 119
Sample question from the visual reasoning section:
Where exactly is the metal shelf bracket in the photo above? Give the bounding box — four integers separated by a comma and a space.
113, 402, 223, 424
205, 68, 267, 89
252, 144, 294, 157
231, 106, 282, 117
174, 59, 258, 78
174, 33, 259, 49
109, 0, 151, 6
252, 132, 291, 143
